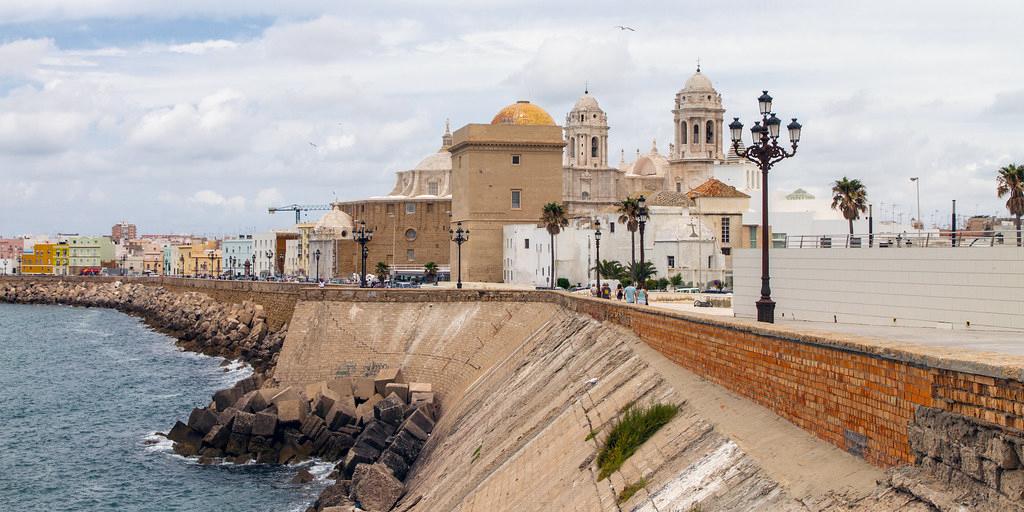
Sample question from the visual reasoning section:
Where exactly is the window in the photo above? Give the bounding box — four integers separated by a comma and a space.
405, 202, 416, 214
706, 120, 714, 144
680, 122, 687, 144
591, 137, 598, 158
749, 226, 757, 248
428, 182, 439, 195
721, 217, 731, 243
581, 191, 590, 200
676, 182, 682, 192
610, 222, 615, 233
406, 249, 415, 261
405, 229, 417, 241
386, 204, 394, 214
693, 123, 700, 143
667, 255, 675, 268
426, 202, 434, 213
524, 239, 530, 249
511, 154, 521, 165
511, 190, 521, 209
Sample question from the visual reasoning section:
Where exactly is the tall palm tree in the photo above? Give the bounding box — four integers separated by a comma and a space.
997, 164, 1024, 247
617, 197, 640, 267
541, 202, 569, 289
423, 261, 438, 284
626, 260, 657, 285
830, 177, 869, 234
374, 261, 390, 284
592, 259, 626, 281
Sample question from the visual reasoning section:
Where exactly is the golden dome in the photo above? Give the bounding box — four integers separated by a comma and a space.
490, 100, 556, 126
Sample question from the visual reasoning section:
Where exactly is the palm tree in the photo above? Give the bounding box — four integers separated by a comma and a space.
541, 202, 569, 289
626, 260, 657, 285
423, 261, 439, 284
997, 164, 1024, 246
592, 259, 626, 281
617, 197, 641, 267
374, 261, 390, 284
830, 177, 869, 234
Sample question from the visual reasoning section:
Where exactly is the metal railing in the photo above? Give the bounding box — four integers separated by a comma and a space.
784, 231, 1009, 249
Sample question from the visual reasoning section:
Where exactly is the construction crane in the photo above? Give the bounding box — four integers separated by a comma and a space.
268, 204, 332, 224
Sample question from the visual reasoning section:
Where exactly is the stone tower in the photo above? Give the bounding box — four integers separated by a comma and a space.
564, 90, 609, 169
670, 66, 726, 191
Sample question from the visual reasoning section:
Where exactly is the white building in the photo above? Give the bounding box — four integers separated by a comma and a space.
284, 239, 301, 277
252, 232, 278, 278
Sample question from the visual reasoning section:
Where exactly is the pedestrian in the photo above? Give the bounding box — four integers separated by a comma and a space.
624, 282, 637, 304
615, 284, 624, 301
637, 286, 648, 305
602, 283, 611, 299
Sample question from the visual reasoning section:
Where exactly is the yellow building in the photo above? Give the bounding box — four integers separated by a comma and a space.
20, 243, 69, 275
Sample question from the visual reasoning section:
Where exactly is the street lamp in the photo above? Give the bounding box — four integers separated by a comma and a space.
594, 219, 602, 295
449, 222, 469, 289
121, 254, 128, 276
264, 249, 273, 279
354, 220, 374, 288
251, 252, 257, 278
637, 195, 649, 283
910, 177, 922, 232
729, 90, 802, 323
208, 253, 215, 279
314, 248, 321, 283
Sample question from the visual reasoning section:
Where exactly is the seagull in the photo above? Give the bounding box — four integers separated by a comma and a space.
309, 142, 318, 148
615, 25, 636, 31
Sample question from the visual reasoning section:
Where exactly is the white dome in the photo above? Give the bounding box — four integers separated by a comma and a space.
413, 151, 452, 171
683, 70, 715, 92
314, 208, 354, 235
573, 93, 601, 111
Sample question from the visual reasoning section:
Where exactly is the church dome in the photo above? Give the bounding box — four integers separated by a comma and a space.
314, 208, 354, 236
573, 93, 601, 111
413, 151, 451, 171
683, 69, 715, 92
491, 100, 556, 126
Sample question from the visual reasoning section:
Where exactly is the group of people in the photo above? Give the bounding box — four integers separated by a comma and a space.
591, 282, 650, 305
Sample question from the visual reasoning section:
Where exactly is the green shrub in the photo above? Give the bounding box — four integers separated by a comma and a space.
557, 277, 571, 289
669, 274, 683, 287
644, 279, 658, 290
656, 277, 670, 290
597, 402, 679, 480
617, 478, 648, 504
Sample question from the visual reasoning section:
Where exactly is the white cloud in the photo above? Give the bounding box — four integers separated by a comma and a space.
189, 190, 247, 211
168, 39, 238, 55
0, 38, 55, 77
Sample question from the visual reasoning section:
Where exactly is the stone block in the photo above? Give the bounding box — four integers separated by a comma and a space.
301, 415, 326, 438
202, 423, 232, 450
384, 383, 410, 404
356, 421, 390, 452
961, 446, 984, 480
252, 412, 278, 437
232, 411, 255, 435
400, 418, 429, 442
373, 368, 401, 396
352, 378, 375, 401
342, 444, 380, 477
407, 382, 432, 395
225, 433, 249, 455
327, 378, 354, 397
270, 386, 302, 405
1002, 468, 1024, 499
983, 460, 1001, 490
406, 407, 435, 435
987, 436, 1021, 470
168, 421, 202, 449
374, 393, 405, 427
351, 463, 404, 512
276, 399, 305, 425
213, 387, 240, 411
326, 400, 358, 431
379, 449, 410, 481
315, 389, 342, 419
305, 381, 327, 402
389, 430, 422, 463
410, 390, 434, 406
355, 401, 376, 426
187, 408, 219, 435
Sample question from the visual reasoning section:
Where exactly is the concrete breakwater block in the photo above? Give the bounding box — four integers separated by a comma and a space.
166, 365, 441, 509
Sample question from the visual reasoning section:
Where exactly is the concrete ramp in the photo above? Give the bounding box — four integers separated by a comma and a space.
276, 299, 915, 511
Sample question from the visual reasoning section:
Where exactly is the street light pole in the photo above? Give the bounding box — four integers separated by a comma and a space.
449, 222, 469, 289
637, 196, 649, 284
314, 248, 321, 283
594, 219, 602, 294
910, 177, 922, 233
729, 90, 802, 323
354, 220, 374, 288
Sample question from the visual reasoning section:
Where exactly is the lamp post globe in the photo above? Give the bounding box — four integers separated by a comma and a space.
731, 89, 802, 323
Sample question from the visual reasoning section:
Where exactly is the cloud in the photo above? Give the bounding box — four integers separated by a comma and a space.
0, 38, 55, 78
168, 39, 238, 55
0, 111, 89, 154
189, 190, 246, 211
127, 89, 249, 159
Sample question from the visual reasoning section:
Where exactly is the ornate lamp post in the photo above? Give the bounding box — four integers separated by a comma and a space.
594, 219, 602, 294
251, 252, 257, 278
637, 195, 649, 280
729, 90, 802, 323
314, 248, 321, 283
208, 253, 215, 279
354, 220, 374, 288
264, 249, 274, 279
449, 222, 469, 289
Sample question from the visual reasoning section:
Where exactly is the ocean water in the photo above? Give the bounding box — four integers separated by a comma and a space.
0, 303, 331, 512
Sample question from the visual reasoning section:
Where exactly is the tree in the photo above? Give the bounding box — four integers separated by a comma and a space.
374, 262, 390, 284
592, 259, 626, 282
997, 164, 1024, 247
423, 261, 438, 284
541, 202, 569, 289
669, 274, 684, 288
626, 260, 657, 285
617, 197, 641, 267
830, 177, 869, 234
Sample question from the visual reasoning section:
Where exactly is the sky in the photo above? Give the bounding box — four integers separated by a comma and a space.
1, 0, 1022, 237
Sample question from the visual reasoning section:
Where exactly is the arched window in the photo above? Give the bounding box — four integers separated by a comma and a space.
706, 120, 714, 144
693, 123, 700, 144
405, 229, 417, 241
680, 122, 687, 144
591, 137, 599, 158
581, 191, 590, 200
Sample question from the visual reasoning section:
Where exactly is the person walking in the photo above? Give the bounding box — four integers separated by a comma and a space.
637, 286, 648, 306
601, 283, 611, 299
615, 284, 624, 301
625, 282, 637, 304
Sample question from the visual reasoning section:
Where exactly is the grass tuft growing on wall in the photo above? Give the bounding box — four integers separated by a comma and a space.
597, 402, 679, 480
617, 478, 648, 504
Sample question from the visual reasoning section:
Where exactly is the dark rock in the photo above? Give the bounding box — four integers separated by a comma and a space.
213, 387, 240, 411
315, 393, 337, 419
167, 421, 199, 445
350, 463, 404, 512
379, 449, 409, 481
373, 368, 401, 396
374, 394, 405, 427
326, 401, 357, 431
342, 444, 379, 477
291, 468, 314, 484
232, 411, 255, 435
311, 481, 352, 510
406, 407, 435, 435
252, 412, 278, 437
187, 407, 219, 434
356, 421, 390, 452
202, 423, 232, 449
388, 430, 422, 463
226, 433, 250, 456
301, 415, 326, 438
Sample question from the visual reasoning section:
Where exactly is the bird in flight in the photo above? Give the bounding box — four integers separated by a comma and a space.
615, 25, 636, 31
309, 142, 318, 148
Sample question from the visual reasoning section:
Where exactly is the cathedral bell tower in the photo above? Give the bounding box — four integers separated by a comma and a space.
564, 89, 609, 169
671, 66, 725, 162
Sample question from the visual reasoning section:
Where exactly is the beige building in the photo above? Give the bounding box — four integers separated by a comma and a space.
449, 101, 566, 283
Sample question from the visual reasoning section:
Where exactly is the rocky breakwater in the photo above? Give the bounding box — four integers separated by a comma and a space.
172, 367, 437, 512
0, 280, 286, 371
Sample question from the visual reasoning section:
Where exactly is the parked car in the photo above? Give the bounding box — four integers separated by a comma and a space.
673, 287, 700, 294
